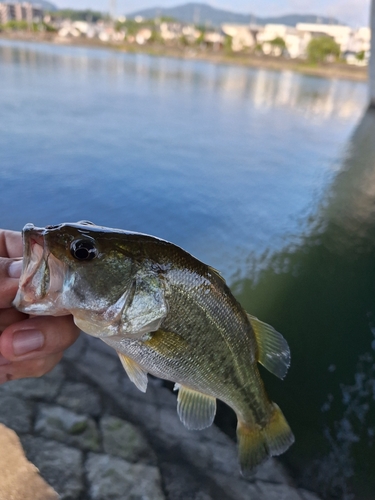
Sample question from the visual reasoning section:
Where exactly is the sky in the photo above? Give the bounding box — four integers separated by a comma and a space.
53, 0, 371, 27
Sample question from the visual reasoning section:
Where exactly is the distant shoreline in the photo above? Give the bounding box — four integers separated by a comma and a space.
0, 31, 368, 82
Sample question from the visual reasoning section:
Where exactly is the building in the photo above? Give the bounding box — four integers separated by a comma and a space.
349, 27, 371, 54
296, 23, 353, 52
221, 24, 257, 51
257, 24, 312, 58
0, 2, 43, 24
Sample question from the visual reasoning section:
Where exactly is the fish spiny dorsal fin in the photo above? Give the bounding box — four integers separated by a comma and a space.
247, 314, 291, 380
208, 265, 226, 282
174, 384, 216, 430
117, 352, 148, 392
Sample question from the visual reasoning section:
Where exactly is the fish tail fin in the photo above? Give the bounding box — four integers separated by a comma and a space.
237, 403, 294, 477
236, 420, 269, 476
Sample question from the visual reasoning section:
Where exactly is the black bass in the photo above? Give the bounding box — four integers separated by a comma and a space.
13, 222, 294, 475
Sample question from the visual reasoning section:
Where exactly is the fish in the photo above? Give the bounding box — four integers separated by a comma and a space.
13, 221, 294, 475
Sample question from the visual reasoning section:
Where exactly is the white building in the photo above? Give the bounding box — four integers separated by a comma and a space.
221, 23, 312, 58
349, 27, 371, 54
296, 23, 353, 52
220, 21, 371, 61
135, 28, 152, 45
257, 24, 312, 58
160, 22, 183, 41
221, 24, 257, 51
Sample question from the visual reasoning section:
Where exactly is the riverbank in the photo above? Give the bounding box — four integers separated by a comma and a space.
0, 333, 322, 500
0, 31, 368, 82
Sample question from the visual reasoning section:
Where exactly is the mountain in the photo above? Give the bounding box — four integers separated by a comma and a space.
127, 2, 340, 27
15, 0, 58, 11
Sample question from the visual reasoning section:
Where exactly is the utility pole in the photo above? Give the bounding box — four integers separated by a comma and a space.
370, 0, 375, 107
194, 6, 200, 26
109, 0, 116, 21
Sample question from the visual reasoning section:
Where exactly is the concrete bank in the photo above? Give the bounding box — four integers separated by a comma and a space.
0, 32, 368, 83
0, 333, 321, 500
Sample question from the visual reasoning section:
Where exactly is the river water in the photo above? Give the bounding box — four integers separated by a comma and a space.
0, 39, 374, 498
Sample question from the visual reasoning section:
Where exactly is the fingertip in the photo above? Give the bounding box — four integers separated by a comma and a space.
8, 259, 23, 279
2, 315, 80, 361
13, 329, 45, 356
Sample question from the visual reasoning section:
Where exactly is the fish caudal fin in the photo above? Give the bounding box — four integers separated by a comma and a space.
237, 403, 294, 477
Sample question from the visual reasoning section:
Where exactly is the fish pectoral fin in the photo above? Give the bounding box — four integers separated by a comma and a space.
174, 384, 216, 430
117, 352, 148, 393
143, 329, 188, 357
247, 314, 290, 380
120, 271, 168, 337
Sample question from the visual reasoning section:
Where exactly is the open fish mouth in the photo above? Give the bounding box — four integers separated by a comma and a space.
13, 224, 67, 315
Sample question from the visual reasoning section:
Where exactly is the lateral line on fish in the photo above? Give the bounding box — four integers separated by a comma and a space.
184, 286, 247, 386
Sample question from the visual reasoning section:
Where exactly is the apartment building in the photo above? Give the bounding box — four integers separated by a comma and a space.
0, 2, 43, 24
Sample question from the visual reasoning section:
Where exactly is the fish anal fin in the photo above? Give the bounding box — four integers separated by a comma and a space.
237, 403, 294, 477
175, 385, 216, 430
117, 352, 148, 393
247, 314, 290, 379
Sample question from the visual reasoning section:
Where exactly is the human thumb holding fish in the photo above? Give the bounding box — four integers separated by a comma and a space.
0, 229, 80, 384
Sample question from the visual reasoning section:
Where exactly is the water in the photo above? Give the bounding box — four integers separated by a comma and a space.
1, 39, 374, 498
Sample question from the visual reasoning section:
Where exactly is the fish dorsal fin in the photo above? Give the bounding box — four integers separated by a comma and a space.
117, 352, 148, 393
174, 384, 216, 430
247, 314, 290, 380
208, 265, 226, 282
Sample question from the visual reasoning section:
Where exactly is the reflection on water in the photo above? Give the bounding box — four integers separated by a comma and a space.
233, 110, 375, 499
0, 39, 368, 279
0, 39, 373, 498
0, 39, 365, 120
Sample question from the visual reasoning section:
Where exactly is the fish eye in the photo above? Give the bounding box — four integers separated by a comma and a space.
70, 239, 98, 261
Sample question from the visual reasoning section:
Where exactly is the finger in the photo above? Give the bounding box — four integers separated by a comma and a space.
0, 315, 80, 361
0, 308, 28, 332
0, 352, 63, 384
0, 258, 23, 309
0, 230, 22, 258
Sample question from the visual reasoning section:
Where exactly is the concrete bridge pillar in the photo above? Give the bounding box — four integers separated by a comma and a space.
370, 0, 375, 106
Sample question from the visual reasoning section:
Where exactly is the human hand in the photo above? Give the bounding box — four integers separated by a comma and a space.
0, 229, 80, 383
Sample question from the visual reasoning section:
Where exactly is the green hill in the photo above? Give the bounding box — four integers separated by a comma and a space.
127, 2, 340, 27
14, 0, 57, 11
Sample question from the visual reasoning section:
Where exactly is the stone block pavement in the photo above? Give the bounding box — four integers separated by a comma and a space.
0, 333, 321, 500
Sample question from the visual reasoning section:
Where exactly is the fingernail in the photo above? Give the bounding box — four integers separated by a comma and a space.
13, 330, 44, 356
0, 355, 11, 366
8, 260, 23, 279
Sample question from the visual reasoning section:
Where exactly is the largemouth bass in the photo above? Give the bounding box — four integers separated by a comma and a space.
13, 221, 294, 475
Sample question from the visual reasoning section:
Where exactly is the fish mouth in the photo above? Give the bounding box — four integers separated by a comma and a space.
13, 224, 68, 315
